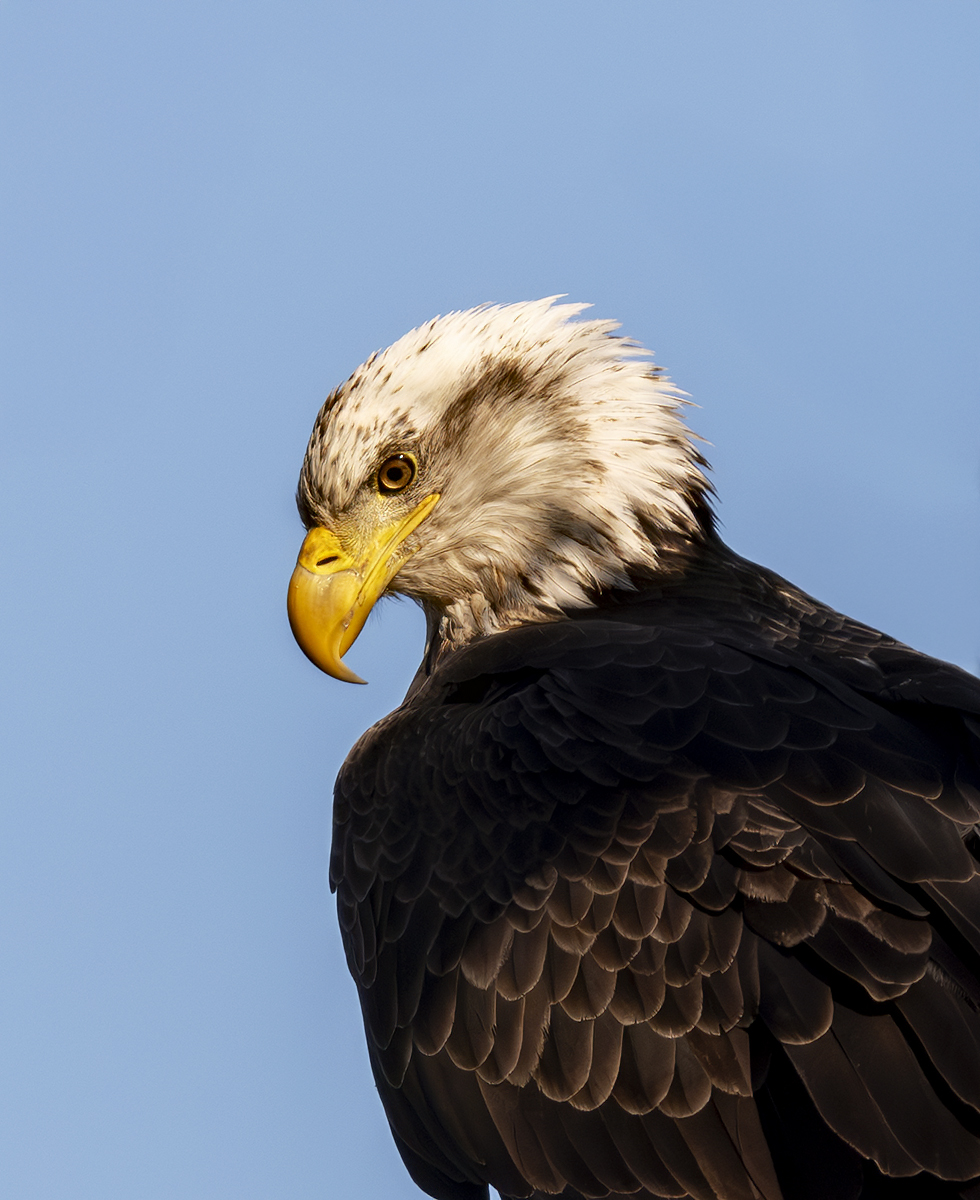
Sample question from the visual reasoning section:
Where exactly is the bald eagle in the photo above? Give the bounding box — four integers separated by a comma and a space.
288, 300, 980, 1200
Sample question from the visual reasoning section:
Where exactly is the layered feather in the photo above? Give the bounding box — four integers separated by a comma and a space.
332, 559, 980, 1199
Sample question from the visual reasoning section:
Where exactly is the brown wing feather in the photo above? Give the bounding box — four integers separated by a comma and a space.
332, 570, 980, 1199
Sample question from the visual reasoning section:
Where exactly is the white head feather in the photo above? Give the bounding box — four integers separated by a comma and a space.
298, 299, 711, 645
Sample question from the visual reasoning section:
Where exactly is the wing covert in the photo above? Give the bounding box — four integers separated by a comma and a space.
332, 616, 980, 1200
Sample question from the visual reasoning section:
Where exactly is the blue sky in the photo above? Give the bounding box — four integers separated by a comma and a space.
1, 3, 977, 1197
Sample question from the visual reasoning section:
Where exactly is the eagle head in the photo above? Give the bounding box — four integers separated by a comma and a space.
288, 299, 711, 681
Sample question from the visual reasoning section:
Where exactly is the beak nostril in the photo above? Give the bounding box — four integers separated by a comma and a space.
316, 556, 339, 567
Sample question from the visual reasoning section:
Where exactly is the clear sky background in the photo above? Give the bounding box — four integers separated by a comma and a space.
1, 3, 978, 1198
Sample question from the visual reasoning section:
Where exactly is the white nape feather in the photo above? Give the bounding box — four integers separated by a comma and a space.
299, 299, 711, 646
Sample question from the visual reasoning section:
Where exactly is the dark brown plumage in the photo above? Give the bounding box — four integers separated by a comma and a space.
330, 544, 980, 1199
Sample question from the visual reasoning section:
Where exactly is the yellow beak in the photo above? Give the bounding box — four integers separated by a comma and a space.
286, 493, 439, 683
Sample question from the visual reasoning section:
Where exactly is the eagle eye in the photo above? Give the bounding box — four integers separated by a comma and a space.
377, 454, 417, 494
